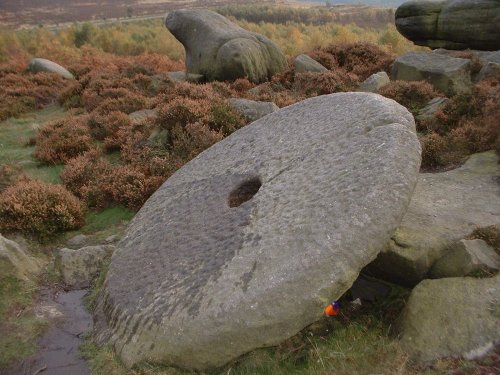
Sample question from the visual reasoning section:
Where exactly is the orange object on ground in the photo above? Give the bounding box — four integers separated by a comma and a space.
323, 301, 340, 316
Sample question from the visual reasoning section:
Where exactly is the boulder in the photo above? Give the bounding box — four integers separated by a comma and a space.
56, 245, 115, 289
294, 54, 328, 73
128, 109, 158, 123
429, 239, 499, 278
165, 9, 287, 83
391, 52, 472, 96
96, 92, 421, 370
397, 276, 500, 362
474, 62, 500, 83
227, 98, 278, 122
166, 71, 204, 83
358, 71, 390, 93
66, 234, 89, 249
368, 151, 500, 285
27, 58, 74, 79
395, 0, 500, 51
415, 97, 449, 121
0, 234, 41, 282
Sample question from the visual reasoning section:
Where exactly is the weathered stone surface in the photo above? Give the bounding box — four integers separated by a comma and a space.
397, 276, 500, 362
0, 234, 41, 282
415, 97, 449, 121
66, 234, 89, 249
430, 239, 499, 278
56, 245, 115, 289
96, 92, 421, 370
165, 9, 287, 83
228, 98, 278, 122
474, 62, 500, 83
358, 71, 390, 93
166, 71, 204, 83
391, 52, 472, 95
294, 54, 328, 73
395, 0, 500, 51
369, 151, 500, 285
27, 58, 74, 79
128, 109, 158, 123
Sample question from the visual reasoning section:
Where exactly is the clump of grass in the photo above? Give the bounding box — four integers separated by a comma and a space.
467, 225, 500, 255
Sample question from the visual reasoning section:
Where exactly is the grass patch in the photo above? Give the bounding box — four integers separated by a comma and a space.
81, 206, 135, 234
0, 104, 68, 184
0, 258, 45, 369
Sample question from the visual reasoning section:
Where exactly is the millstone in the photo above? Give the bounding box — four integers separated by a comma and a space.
97, 92, 421, 370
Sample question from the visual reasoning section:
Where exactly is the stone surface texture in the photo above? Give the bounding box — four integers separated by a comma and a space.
294, 54, 328, 73
395, 0, 500, 51
27, 58, 74, 79
66, 234, 89, 249
0, 234, 41, 282
416, 97, 449, 121
96, 92, 421, 370
369, 151, 500, 285
358, 71, 390, 93
129, 109, 158, 123
165, 9, 287, 83
430, 239, 499, 278
228, 98, 279, 122
166, 71, 204, 83
397, 276, 500, 362
391, 52, 472, 96
56, 245, 115, 289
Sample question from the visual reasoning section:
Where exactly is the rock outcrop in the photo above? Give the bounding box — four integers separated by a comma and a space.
0, 234, 41, 282
165, 9, 287, 83
294, 54, 328, 73
391, 52, 472, 96
415, 97, 449, 121
357, 71, 390, 93
397, 276, 500, 362
27, 58, 74, 79
369, 151, 500, 285
96, 92, 421, 370
227, 98, 278, 122
56, 245, 115, 289
395, 0, 500, 51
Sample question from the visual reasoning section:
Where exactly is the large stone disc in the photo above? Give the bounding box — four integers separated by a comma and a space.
97, 92, 421, 370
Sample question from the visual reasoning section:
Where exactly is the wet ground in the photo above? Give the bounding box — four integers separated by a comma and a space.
7, 289, 91, 375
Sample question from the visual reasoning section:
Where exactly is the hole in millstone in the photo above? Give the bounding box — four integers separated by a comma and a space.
228, 177, 262, 208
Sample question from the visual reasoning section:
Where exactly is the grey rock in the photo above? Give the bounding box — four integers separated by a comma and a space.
430, 239, 499, 278
128, 109, 158, 123
0, 234, 41, 282
66, 234, 89, 249
56, 245, 115, 289
27, 58, 74, 79
104, 235, 119, 244
96, 92, 421, 370
369, 151, 500, 285
391, 52, 472, 96
397, 276, 500, 362
358, 71, 390, 93
166, 71, 204, 83
227, 98, 278, 122
416, 97, 449, 121
474, 62, 500, 83
349, 276, 391, 302
165, 9, 287, 83
294, 54, 328, 73
395, 0, 500, 51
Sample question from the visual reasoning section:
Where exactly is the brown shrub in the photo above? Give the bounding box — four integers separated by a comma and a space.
309, 43, 393, 80
231, 78, 255, 93
0, 179, 85, 239
157, 97, 211, 131
170, 123, 224, 161
35, 115, 93, 164
87, 110, 132, 151
0, 165, 23, 192
294, 70, 359, 96
378, 80, 440, 116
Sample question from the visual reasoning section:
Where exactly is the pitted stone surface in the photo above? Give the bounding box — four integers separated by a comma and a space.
97, 92, 421, 370
165, 9, 287, 83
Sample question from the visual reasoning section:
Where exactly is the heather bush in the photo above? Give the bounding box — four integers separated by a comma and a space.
0, 165, 23, 192
169, 123, 224, 161
87, 111, 132, 151
310, 43, 393, 80
157, 97, 211, 131
294, 70, 358, 96
0, 179, 85, 239
35, 116, 93, 164
378, 81, 441, 116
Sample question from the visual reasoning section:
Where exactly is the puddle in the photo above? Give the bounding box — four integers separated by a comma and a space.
8, 290, 92, 375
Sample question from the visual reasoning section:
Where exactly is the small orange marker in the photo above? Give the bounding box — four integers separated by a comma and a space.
323, 301, 340, 316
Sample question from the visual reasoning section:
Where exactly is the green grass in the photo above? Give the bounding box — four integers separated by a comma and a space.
0, 258, 46, 369
0, 104, 67, 184
81, 206, 135, 234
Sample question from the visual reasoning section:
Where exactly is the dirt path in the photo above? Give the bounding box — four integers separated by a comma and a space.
7, 290, 92, 375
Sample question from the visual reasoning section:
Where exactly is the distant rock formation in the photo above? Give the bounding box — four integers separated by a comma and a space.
95, 92, 421, 371
395, 0, 500, 51
164, 9, 287, 83
27, 58, 74, 79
